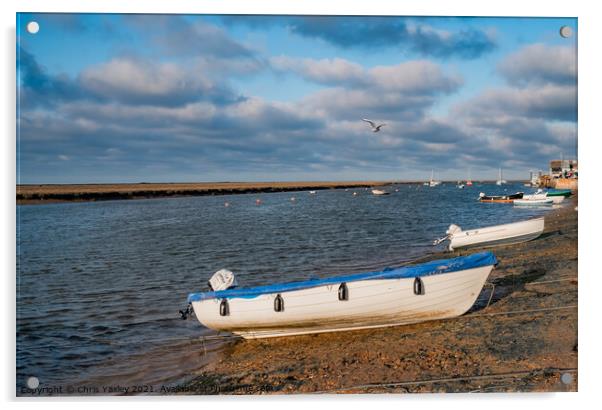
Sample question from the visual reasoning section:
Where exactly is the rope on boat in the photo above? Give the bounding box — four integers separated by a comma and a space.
432, 234, 450, 246
179, 303, 194, 320
313, 367, 578, 393
481, 282, 496, 309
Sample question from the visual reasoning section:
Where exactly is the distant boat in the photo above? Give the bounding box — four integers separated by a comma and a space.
428, 170, 441, 187
479, 192, 524, 203
186, 252, 498, 339
309, 191, 317, 195
466, 169, 473, 186
434, 218, 544, 251
371, 189, 389, 196
457, 184, 465, 189
546, 189, 572, 198
514, 198, 553, 206
495, 168, 507, 186
522, 189, 565, 204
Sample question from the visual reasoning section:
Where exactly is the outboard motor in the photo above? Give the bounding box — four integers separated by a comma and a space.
446, 224, 462, 236
207, 269, 238, 291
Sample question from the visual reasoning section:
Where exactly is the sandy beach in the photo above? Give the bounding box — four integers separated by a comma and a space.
179, 197, 577, 394
16, 181, 397, 204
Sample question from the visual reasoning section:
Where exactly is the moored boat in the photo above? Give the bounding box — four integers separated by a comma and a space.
495, 168, 507, 186
514, 198, 553, 206
478, 192, 523, 203
522, 189, 565, 204
547, 189, 572, 198
428, 169, 441, 187
371, 189, 389, 196
187, 252, 498, 339
434, 217, 544, 251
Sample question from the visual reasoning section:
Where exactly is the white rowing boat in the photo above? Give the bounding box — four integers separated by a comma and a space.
371, 189, 389, 196
434, 217, 544, 251
522, 190, 565, 204
187, 252, 497, 339
514, 198, 553, 206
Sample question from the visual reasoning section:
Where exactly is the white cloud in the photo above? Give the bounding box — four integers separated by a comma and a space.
498, 44, 576, 86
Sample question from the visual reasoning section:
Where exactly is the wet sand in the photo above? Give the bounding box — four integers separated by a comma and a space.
180, 198, 578, 394
17, 181, 395, 204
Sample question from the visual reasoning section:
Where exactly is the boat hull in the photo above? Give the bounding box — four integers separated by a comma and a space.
547, 189, 572, 198
190, 264, 494, 339
550, 196, 565, 204
479, 192, 523, 203
514, 198, 553, 206
449, 217, 544, 251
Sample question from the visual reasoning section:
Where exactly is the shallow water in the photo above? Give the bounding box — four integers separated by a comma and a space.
16, 182, 551, 392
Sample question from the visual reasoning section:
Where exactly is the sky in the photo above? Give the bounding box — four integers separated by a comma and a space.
16, 13, 577, 183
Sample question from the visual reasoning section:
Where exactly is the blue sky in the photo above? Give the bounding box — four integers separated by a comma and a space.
17, 13, 577, 183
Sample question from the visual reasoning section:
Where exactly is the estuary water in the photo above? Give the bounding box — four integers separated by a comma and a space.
16, 182, 552, 393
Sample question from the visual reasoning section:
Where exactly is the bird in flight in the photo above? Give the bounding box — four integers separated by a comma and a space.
362, 118, 386, 132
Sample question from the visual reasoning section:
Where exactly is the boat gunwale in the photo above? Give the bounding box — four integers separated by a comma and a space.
451, 217, 544, 237
187, 252, 497, 302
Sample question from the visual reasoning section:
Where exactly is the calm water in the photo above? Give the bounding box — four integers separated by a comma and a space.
17, 183, 552, 391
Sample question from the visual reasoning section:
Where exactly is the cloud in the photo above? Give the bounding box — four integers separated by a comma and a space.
79, 57, 241, 107
270, 56, 365, 86
448, 43, 578, 170
18, 47, 245, 108
221, 16, 497, 59
498, 44, 577, 86
290, 59, 462, 122
271, 56, 462, 95
125, 15, 257, 59
284, 16, 497, 59
454, 84, 577, 123
17, 47, 83, 107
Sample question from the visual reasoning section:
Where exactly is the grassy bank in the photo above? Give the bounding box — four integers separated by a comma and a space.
16, 181, 394, 204
179, 198, 578, 394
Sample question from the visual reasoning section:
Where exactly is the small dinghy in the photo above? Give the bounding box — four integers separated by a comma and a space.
186, 252, 497, 339
434, 217, 544, 251
514, 198, 553, 206
521, 189, 564, 204
371, 189, 389, 196
546, 189, 572, 198
478, 192, 523, 203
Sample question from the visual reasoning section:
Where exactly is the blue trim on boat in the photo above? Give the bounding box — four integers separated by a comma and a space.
187, 251, 497, 302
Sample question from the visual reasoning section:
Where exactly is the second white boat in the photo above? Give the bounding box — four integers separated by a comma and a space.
435, 217, 544, 251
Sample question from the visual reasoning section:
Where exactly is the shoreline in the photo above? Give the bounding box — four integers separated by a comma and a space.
16, 180, 531, 205
178, 198, 578, 394
17, 181, 394, 205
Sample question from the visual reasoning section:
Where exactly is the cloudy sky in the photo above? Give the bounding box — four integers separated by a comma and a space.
17, 14, 577, 183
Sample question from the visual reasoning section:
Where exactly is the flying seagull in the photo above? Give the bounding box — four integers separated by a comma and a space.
362, 118, 386, 132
